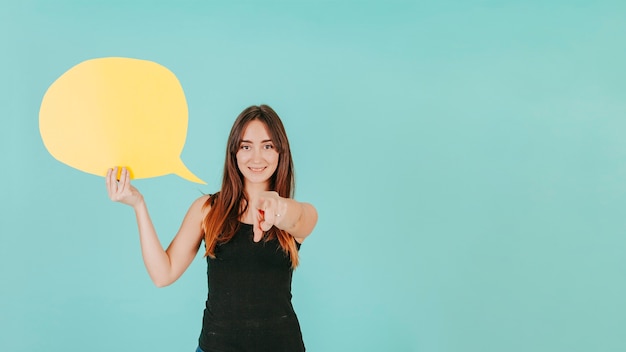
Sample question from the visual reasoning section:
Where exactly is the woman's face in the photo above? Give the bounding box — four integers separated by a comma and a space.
236, 120, 279, 189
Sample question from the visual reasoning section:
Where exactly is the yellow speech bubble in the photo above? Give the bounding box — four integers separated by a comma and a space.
39, 57, 205, 184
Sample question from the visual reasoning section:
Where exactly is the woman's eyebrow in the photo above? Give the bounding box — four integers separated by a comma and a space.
240, 139, 273, 143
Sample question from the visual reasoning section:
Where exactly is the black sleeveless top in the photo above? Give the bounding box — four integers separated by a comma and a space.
198, 223, 305, 352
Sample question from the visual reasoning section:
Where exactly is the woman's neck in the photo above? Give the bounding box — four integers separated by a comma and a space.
244, 181, 270, 195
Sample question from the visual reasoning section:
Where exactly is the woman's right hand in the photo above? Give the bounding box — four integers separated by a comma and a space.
106, 167, 144, 208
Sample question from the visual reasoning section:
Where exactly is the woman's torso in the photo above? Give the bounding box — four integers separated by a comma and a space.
198, 223, 304, 351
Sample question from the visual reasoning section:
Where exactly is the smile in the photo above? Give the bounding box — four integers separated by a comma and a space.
248, 167, 266, 172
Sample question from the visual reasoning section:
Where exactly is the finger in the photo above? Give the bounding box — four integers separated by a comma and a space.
261, 198, 277, 231
262, 208, 275, 231
253, 197, 266, 220
121, 167, 131, 193
253, 209, 264, 242
253, 226, 263, 242
115, 167, 125, 194
122, 167, 132, 193
109, 168, 120, 196
106, 168, 113, 198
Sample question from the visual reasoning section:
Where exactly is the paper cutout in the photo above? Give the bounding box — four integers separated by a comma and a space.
39, 57, 205, 184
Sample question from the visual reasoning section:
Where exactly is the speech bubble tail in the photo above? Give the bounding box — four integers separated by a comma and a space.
173, 159, 206, 184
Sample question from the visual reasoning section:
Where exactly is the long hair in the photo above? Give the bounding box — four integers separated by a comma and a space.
202, 105, 299, 267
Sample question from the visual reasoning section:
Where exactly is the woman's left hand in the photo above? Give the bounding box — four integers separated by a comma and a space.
252, 191, 288, 242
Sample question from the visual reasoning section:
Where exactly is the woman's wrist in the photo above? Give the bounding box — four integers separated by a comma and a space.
132, 196, 146, 211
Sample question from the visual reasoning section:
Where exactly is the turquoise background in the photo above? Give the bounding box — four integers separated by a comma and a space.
2, 1, 626, 351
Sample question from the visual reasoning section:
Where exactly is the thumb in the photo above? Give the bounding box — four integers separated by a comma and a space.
253, 209, 264, 242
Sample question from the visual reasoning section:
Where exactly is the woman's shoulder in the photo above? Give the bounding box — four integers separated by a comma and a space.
190, 194, 213, 215
195, 193, 212, 203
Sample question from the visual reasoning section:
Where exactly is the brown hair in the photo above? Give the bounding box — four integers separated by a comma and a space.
202, 105, 299, 267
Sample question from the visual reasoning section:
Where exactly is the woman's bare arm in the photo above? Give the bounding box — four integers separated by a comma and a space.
107, 167, 207, 287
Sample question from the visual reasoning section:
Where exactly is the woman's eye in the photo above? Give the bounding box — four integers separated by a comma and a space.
241, 145, 250, 150
264, 144, 274, 150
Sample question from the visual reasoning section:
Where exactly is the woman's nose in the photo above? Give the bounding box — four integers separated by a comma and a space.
252, 147, 263, 162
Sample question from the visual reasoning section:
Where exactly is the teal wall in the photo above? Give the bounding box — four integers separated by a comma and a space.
2, 1, 626, 351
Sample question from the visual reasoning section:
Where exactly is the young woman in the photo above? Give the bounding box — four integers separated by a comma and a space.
106, 105, 318, 351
